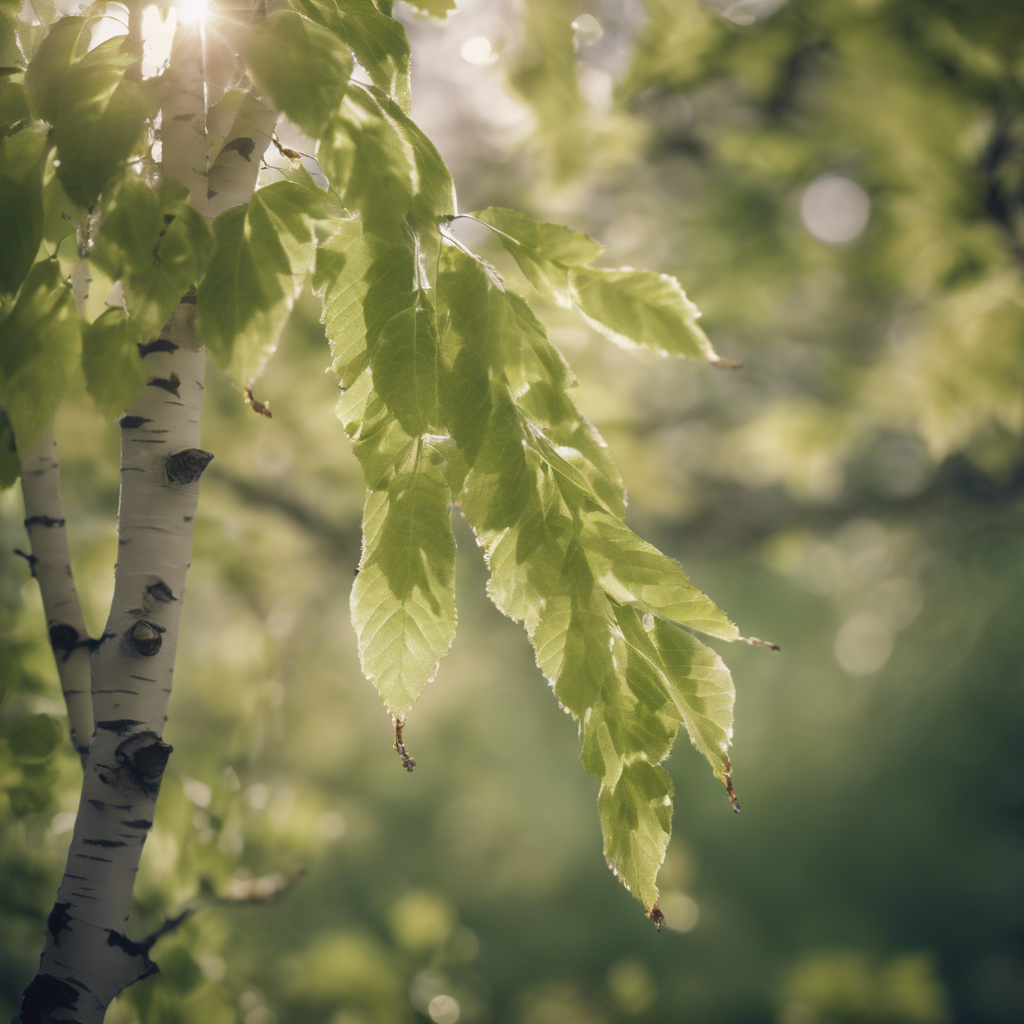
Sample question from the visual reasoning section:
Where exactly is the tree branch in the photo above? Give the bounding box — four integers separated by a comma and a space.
18, 426, 94, 763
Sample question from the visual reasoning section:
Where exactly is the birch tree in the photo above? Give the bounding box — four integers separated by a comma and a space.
1, 2, 773, 1020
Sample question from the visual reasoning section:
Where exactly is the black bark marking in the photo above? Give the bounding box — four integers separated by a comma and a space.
147, 372, 181, 395
77, 854, 113, 863
96, 719, 143, 735
146, 580, 176, 603
87, 800, 106, 810
120, 414, 156, 431
47, 902, 73, 946
49, 623, 79, 660
126, 619, 165, 657
172, 111, 195, 120
165, 447, 214, 484
207, 188, 219, 200
18, 973, 80, 1023
105, 930, 161, 982
180, 290, 198, 305
115, 731, 173, 797
124, 819, 152, 829
13, 548, 38, 576
137, 338, 179, 358
221, 136, 256, 162
183, 515, 193, 522
83, 838, 128, 848
83, 632, 116, 652
24, 514, 66, 528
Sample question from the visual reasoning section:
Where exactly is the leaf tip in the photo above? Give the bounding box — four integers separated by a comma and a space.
392, 716, 416, 773
720, 755, 741, 813
646, 902, 665, 931
741, 634, 780, 652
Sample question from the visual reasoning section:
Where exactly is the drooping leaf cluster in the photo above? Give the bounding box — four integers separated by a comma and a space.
0, 0, 747, 915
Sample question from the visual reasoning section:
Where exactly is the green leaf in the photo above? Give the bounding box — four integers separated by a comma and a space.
362, 83, 457, 227
319, 87, 415, 240
646, 615, 735, 780
568, 265, 725, 364
29, 29, 152, 208
0, 0, 25, 73
93, 177, 213, 350
0, 76, 32, 135
0, 259, 81, 445
0, 125, 47, 302
81, 307, 146, 419
24, 17, 89, 125
473, 206, 603, 308
198, 180, 317, 384
598, 759, 673, 912
582, 511, 738, 640
314, 222, 417, 385
351, 439, 457, 718
242, 11, 353, 140
371, 298, 442, 436
292, 0, 411, 113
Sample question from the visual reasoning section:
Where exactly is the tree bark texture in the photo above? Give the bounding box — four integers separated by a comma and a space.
18, 9, 277, 1019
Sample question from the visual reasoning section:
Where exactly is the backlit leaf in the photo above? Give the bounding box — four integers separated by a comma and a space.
198, 180, 318, 384
319, 87, 415, 239
370, 300, 442, 437
242, 11, 353, 140
0, 125, 47, 302
81, 307, 146, 419
473, 206, 603, 307
93, 177, 213, 350
292, 0, 411, 113
0, 259, 81, 445
598, 759, 673, 911
568, 265, 724, 363
351, 439, 457, 718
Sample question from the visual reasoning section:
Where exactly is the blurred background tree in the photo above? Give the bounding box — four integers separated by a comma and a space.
2, 1, 1022, 1023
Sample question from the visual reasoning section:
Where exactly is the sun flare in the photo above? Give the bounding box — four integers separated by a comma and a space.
178, 0, 208, 25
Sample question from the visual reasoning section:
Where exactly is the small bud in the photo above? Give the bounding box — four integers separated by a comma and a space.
165, 448, 214, 485
126, 620, 165, 657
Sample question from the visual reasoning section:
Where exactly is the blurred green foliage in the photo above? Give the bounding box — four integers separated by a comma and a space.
2, 1, 1023, 1023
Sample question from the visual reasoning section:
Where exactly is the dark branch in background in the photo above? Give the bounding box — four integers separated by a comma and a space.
206, 465, 360, 562
668, 453, 1024, 550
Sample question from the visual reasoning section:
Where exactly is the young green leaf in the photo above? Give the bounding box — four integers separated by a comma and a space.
351, 438, 458, 719
472, 206, 604, 308
319, 88, 415, 240
291, 0, 412, 113
360, 83, 457, 227
370, 299, 442, 437
314, 223, 417, 384
43, 34, 152, 208
582, 511, 739, 640
598, 759, 673, 912
0, 260, 81, 445
81, 307, 146, 419
198, 180, 318, 384
92, 177, 213, 351
24, 16, 89, 125
568, 265, 725, 364
241, 11, 353, 140
0, 126, 47, 302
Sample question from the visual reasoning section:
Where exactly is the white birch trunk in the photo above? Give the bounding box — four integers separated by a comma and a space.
17, 428, 94, 760
17, 8, 277, 1019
